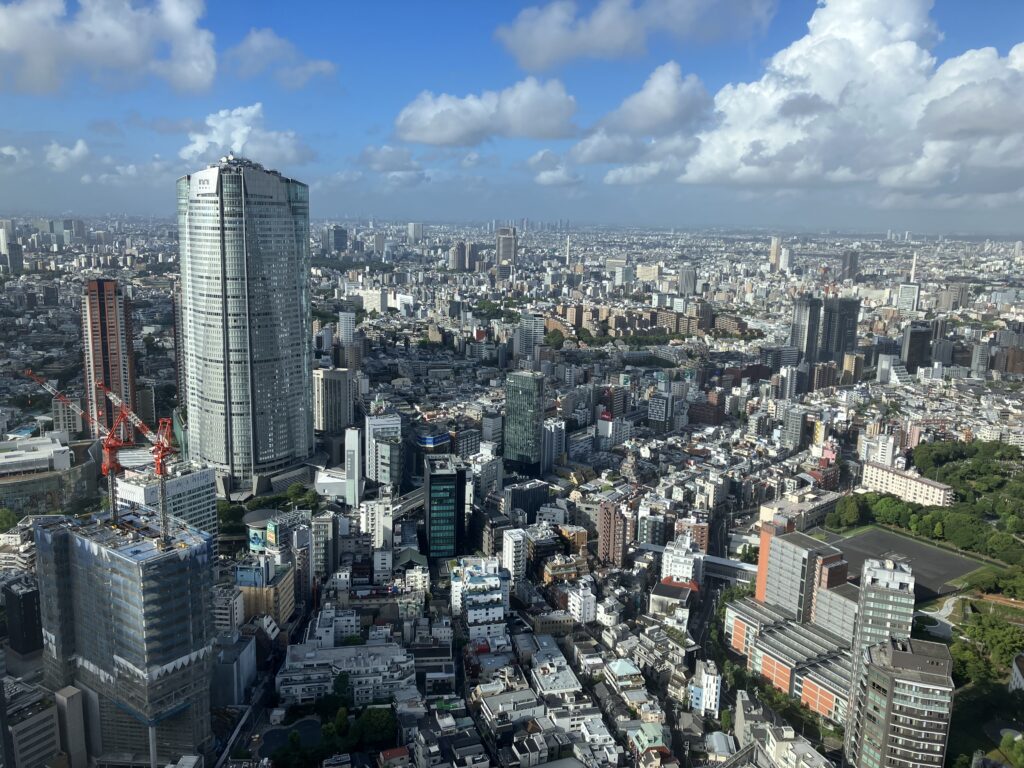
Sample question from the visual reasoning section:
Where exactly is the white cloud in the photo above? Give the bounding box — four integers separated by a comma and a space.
45, 139, 89, 171
179, 103, 313, 166
0, 0, 216, 92
571, 130, 643, 164
358, 145, 419, 173
395, 77, 576, 146
0, 145, 30, 172
528, 149, 580, 186
497, 0, 776, 70
385, 170, 428, 188
603, 61, 711, 136
227, 28, 335, 89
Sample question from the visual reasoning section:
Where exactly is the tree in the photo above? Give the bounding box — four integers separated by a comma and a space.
0, 508, 17, 533
720, 709, 733, 733
545, 329, 565, 350
287, 482, 306, 502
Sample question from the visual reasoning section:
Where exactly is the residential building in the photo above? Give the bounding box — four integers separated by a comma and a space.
115, 465, 218, 551
82, 278, 135, 440
313, 368, 354, 435
861, 463, 956, 507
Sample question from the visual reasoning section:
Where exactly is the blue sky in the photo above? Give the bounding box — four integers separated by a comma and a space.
2, 0, 1024, 232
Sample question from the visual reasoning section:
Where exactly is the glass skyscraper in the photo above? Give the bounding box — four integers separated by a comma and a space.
503, 370, 544, 476
177, 156, 313, 493
35, 512, 214, 764
425, 454, 466, 559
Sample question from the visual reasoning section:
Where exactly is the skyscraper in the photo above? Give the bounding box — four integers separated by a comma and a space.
896, 283, 921, 314
36, 513, 214, 763
504, 371, 544, 476
848, 558, 915, 689
82, 278, 136, 440
365, 397, 403, 490
312, 368, 354, 435
424, 455, 466, 559
679, 265, 698, 296
841, 250, 859, 281
177, 156, 313, 493
321, 225, 347, 255
900, 321, 932, 374
343, 427, 362, 508
819, 297, 860, 362
789, 294, 822, 364
515, 312, 546, 360
496, 226, 517, 268
846, 638, 953, 768
115, 465, 219, 553
337, 311, 356, 345
768, 236, 781, 271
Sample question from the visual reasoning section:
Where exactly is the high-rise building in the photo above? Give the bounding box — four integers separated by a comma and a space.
758, 530, 846, 622
846, 638, 953, 768
900, 321, 931, 374
363, 490, 394, 550
515, 312, 546, 359
313, 368, 354, 435
36, 513, 214, 763
501, 528, 528, 587
504, 371, 544, 476
496, 227, 517, 268
337, 311, 356, 345
424, 455, 466, 559
896, 283, 921, 314
343, 427, 362, 508
178, 156, 313, 493
541, 418, 566, 474
597, 503, 635, 567
841, 250, 859, 281
679, 265, 698, 296
778, 247, 791, 273
789, 294, 822, 364
768, 236, 781, 271
819, 297, 860, 362
322, 225, 347, 255
82, 278, 136, 440
848, 558, 915, 697
365, 398, 403, 490
115, 465, 219, 553
407, 222, 423, 244
971, 342, 991, 378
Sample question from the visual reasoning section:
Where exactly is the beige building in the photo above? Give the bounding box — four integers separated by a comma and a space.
861, 462, 955, 507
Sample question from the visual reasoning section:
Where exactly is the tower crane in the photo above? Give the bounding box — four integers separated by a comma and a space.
98, 383, 176, 544
22, 369, 130, 521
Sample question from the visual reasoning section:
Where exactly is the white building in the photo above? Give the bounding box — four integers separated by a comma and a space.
689, 659, 722, 718
861, 462, 956, 507
469, 442, 504, 501
661, 532, 704, 585
362, 491, 394, 550
568, 581, 597, 624
276, 642, 415, 706
178, 157, 313, 493
501, 528, 528, 588
337, 311, 356, 345
115, 465, 218, 550
304, 603, 361, 647
450, 557, 510, 641
365, 400, 403, 488
212, 584, 245, 634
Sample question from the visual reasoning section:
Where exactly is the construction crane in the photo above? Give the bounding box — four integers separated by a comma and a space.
23, 369, 129, 521
98, 383, 176, 543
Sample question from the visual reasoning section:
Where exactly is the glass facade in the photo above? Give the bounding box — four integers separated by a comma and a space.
503, 371, 544, 475
177, 157, 313, 489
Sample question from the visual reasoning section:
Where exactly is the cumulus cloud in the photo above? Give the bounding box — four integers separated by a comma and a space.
0, 145, 30, 172
676, 0, 1024, 207
395, 77, 576, 146
179, 103, 313, 166
358, 145, 419, 173
227, 28, 335, 89
45, 139, 89, 171
528, 149, 581, 186
603, 61, 711, 136
497, 0, 776, 70
0, 0, 216, 92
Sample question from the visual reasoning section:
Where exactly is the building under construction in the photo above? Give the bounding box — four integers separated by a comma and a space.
35, 512, 214, 765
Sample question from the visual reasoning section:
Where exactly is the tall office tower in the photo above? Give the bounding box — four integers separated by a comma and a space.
116, 465, 219, 553
768, 236, 781, 271
846, 638, 953, 768
424, 455, 466, 559
343, 427, 362, 508
496, 226, 517, 267
777, 247, 791, 273
789, 294, 822, 364
177, 157, 313, 493
679, 265, 698, 296
900, 321, 932, 373
82, 278, 136, 440
373, 231, 386, 255
321, 225, 347, 255
365, 397, 403, 489
172, 282, 188, 407
504, 371, 544, 476
759, 530, 846, 622
971, 342, 991, 378
312, 368, 354, 435
449, 240, 467, 272
541, 418, 566, 474
819, 297, 860, 362
841, 250, 859, 281
407, 222, 423, 244
896, 283, 921, 314
36, 513, 214, 764
515, 312, 546, 359
849, 558, 915, 690
337, 311, 356, 345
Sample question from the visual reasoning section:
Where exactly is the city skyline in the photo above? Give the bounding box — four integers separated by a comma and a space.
1, 1, 1024, 232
